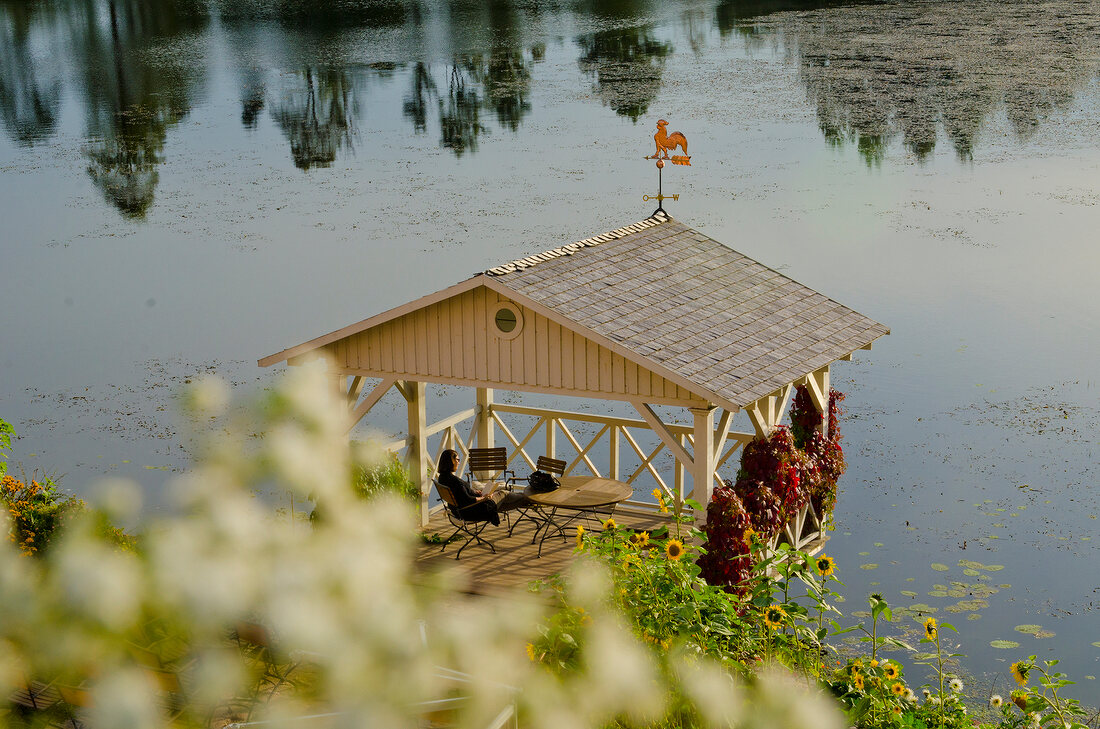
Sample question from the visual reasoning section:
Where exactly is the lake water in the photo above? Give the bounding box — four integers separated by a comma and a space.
1, 0, 1098, 702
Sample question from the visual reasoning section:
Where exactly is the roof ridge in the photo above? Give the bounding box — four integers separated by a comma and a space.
485, 210, 671, 276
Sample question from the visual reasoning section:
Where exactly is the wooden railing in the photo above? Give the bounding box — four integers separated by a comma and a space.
379, 403, 826, 549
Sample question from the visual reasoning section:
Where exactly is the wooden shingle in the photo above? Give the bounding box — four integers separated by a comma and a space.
487, 213, 888, 410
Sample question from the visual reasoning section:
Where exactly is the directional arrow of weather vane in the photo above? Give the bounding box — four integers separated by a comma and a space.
643, 119, 691, 213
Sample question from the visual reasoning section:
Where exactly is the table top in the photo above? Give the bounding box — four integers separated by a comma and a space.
525, 475, 633, 508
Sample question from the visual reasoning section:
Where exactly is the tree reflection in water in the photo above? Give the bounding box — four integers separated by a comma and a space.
576, 27, 673, 123
0, 0, 63, 146
270, 68, 357, 170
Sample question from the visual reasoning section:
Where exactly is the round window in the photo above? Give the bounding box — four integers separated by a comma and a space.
492, 302, 523, 339
495, 307, 517, 332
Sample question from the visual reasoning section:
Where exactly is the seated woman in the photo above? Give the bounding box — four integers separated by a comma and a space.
436, 449, 529, 526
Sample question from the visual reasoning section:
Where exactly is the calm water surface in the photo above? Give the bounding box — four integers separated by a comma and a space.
1, 0, 1098, 700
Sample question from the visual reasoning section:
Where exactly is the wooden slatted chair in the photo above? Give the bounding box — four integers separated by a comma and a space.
465, 447, 517, 492
434, 479, 500, 559
535, 456, 566, 477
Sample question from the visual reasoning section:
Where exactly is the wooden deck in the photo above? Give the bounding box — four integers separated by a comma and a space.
415, 508, 677, 595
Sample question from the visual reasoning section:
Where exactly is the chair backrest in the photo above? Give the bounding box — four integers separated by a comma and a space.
467, 447, 508, 480
536, 456, 566, 476
434, 479, 459, 510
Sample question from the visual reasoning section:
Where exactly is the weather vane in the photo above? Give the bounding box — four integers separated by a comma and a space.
643, 119, 691, 213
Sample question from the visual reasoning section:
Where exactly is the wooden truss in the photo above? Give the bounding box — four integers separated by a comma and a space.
338, 364, 835, 544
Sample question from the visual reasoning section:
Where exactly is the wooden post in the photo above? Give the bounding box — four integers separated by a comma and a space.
690, 405, 717, 516
608, 425, 619, 480
546, 418, 556, 459
406, 381, 429, 526
476, 387, 494, 448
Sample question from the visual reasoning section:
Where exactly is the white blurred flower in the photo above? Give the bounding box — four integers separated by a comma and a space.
90, 478, 143, 524
675, 655, 745, 726
86, 668, 161, 729
991, 694, 1003, 707
54, 537, 142, 631
184, 375, 230, 417
949, 677, 963, 692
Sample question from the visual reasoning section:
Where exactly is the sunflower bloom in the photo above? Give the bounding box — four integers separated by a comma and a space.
923, 617, 938, 640
853, 674, 865, 692
892, 705, 903, 716
602, 517, 616, 530
815, 554, 836, 577
884, 663, 899, 680
891, 681, 906, 697
1011, 661, 1029, 687
525, 643, 537, 661
763, 604, 787, 630
629, 531, 650, 548
665, 539, 684, 561
575, 524, 585, 549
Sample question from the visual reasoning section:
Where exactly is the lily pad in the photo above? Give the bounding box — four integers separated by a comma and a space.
1034, 630, 1055, 639
909, 603, 938, 614
859, 551, 871, 556
900, 590, 918, 597
990, 640, 1021, 649
998, 584, 1012, 589
928, 590, 948, 598
1091, 641, 1100, 648
983, 564, 1005, 572
947, 589, 967, 598
860, 563, 879, 570
967, 614, 982, 621
851, 610, 872, 618
874, 542, 884, 547
931, 563, 950, 572
963, 568, 980, 577
1015, 624, 1043, 634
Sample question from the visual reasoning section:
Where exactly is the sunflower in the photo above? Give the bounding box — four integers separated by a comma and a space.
526, 643, 538, 661
1011, 691, 1028, 710
852, 674, 865, 692
1011, 661, 1029, 687
892, 705, 903, 716
665, 539, 684, 561
744, 527, 757, 544
763, 604, 787, 630
629, 531, 650, 548
815, 554, 836, 577
602, 517, 617, 530
652, 488, 669, 513
883, 663, 900, 680
990, 695, 1004, 708
870, 659, 879, 668
575, 524, 585, 549
949, 678, 963, 693
891, 682, 906, 697
923, 617, 938, 641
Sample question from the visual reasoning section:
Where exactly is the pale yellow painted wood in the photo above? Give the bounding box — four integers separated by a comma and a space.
548, 320, 562, 389
406, 381, 428, 526
473, 287, 487, 381
476, 388, 493, 449
691, 405, 717, 513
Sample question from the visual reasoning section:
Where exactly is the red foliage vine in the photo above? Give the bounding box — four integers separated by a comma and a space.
699, 386, 848, 593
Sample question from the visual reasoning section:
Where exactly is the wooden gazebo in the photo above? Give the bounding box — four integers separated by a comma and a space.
260, 212, 888, 545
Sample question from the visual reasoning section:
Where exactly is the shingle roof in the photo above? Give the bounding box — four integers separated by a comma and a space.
486, 212, 889, 409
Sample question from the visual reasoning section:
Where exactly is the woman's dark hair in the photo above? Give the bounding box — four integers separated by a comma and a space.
438, 449, 459, 475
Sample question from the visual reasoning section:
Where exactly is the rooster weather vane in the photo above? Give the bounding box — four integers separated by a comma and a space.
643, 119, 691, 214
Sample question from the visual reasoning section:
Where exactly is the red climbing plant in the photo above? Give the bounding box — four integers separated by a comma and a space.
700, 386, 848, 593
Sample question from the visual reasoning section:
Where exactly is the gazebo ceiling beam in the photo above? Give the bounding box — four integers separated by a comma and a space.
631, 401, 695, 469
346, 376, 398, 434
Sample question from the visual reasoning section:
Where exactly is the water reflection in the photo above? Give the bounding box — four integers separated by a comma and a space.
271, 68, 358, 170
576, 27, 673, 122
2, 0, 1099, 215
770, 2, 1100, 163
0, 1, 63, 145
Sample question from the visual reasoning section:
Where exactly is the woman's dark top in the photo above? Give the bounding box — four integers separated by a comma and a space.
439, 472, 499, 525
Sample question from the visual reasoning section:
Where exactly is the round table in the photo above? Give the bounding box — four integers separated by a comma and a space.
524, 476, 633, 555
